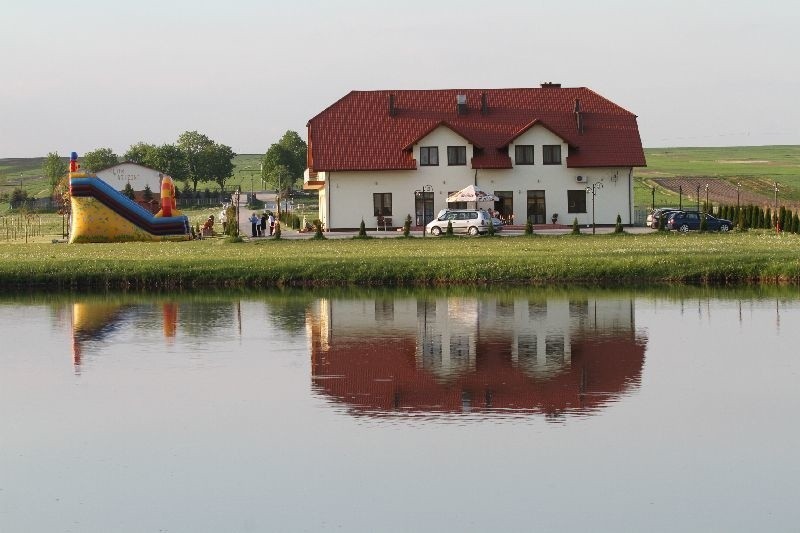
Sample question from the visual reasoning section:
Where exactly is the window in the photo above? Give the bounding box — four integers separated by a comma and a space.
543, 145, 562, 165
420, 146, 438, 166
447, 146, 467, 166
567, 190, 587, 213
515, 145, 535, 165
373, 193, 392, 216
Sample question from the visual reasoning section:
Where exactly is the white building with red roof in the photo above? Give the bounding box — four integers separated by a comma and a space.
304, 83, 646, 230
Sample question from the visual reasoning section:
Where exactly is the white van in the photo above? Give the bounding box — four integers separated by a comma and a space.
426, 209, 502, 236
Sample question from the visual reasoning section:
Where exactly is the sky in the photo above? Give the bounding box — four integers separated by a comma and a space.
2, 0, 798, 158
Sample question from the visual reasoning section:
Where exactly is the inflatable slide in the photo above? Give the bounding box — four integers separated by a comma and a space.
68, 153, 190, 243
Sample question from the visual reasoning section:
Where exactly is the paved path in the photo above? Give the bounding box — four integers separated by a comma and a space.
233, 191, 657, 239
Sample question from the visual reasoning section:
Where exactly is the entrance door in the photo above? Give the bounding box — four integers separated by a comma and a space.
527, 190, 546, 224
415, 191, 434, 226
495, 191, 513, 223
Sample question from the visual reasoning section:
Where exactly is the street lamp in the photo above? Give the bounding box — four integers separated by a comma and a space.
679, 185, 682, 210
415, 184, 433, 237
651, 186, 655, 210
696, 184, 701, 214
705, 183, 709, 214
585, 181, 603, 235
774, 181, 780, 232
736, 182, 741, 210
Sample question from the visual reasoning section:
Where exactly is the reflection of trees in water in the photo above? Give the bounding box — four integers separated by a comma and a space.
264, 298, 312, 335
178, 302, 236, 337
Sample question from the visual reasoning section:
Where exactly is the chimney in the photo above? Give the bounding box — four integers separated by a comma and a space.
574, 98, 584, 134
456, 94, 467, 115
389, 94, 396, 117
480, 92, 488, 115
540, 82, 561, 89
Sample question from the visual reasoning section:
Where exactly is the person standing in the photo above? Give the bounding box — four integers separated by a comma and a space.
260, 213, 267, 237
268, 212, 275, 236
249, 212, 259, 237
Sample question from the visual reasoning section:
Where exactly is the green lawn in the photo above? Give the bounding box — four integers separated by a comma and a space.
1, 232, 799, 289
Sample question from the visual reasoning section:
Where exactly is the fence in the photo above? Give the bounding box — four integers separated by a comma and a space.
177, 192, 228, 208
0, 213, 68, 241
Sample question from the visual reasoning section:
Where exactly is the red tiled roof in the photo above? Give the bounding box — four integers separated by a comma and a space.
307, 87, 646, 171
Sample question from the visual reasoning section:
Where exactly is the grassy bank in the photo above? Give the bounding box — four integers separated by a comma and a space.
1, 232, 799, 289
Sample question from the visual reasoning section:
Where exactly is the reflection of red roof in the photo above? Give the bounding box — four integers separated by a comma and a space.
307, 88, 646, 172
311, 330, 646, 418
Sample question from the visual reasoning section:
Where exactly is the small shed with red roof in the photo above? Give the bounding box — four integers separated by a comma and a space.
305, 84, 646, 230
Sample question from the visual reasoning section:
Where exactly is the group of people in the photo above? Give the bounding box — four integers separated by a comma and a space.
249, 211, 276, 237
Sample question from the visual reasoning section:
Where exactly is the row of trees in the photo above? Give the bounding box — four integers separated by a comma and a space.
42, 131, 236, 195
715, 204, 800, 233
41, 129, 308, 198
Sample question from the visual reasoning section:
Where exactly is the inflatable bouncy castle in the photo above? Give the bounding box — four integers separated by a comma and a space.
68, 152, 191, 243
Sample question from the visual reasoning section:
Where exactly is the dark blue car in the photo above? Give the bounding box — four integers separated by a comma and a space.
666, 211, 733, 232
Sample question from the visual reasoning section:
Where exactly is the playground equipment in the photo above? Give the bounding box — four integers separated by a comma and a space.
68, 152, 190, 243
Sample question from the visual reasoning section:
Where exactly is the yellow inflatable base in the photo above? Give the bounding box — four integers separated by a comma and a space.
69, 196, 190, 243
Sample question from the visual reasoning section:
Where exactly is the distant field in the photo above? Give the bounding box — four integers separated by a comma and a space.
634, 146, 800, 208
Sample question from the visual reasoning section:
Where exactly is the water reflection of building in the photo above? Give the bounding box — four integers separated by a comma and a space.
308, 296, 647, 418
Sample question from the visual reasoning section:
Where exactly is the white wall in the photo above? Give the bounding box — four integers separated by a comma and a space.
316, 124, 634, 229
95, 163, 163, 193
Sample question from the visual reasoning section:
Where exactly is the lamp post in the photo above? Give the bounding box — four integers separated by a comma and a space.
651, 186, 655, 210
233, 187, 241, 236
736, 182, 741, 210
705, 183, 709, 214
585, 181, 603, 235
415, 184, 433, 237
774, 181, 780, 233
696, 184, 701, 214
679, 185, 682, 210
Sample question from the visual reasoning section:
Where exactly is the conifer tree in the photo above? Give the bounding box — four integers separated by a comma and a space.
572, 217, 580, 235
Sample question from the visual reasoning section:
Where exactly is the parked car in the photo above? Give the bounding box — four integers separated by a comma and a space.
666, 211, 733, 232
426, 209, 502, 236
647, 208, 682, 229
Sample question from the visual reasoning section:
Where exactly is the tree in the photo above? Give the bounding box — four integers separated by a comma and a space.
43, 152, 68, 194
614, 213, 624, 233
207, 142, 235, 192
124, 142, 157, 164
123, 183, 135, 199
177, 131, 214, 192
143, 184, 154, 201
81, 148, 119, 172
262, 130, 308, 193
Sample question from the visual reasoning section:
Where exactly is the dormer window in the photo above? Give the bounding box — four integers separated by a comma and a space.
420, 146, 439, 166
543, 145, 562, 165
447, 146, 467, 166
515, 145, 535, 165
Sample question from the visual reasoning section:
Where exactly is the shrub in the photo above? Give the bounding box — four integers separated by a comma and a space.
699, 213, 708, 232
792, 213, 799, 234
358, 219, 367, 237
446, 220, 453, 236
274, 221, 282, 239
143, 184, 154, 202
486, 219, 495, 236
123, 183, 135, 200
403, 214, 411, 237
614, 213, 623, 233
571, 217, 580, 235
313, 219, 325, 239
524, 219, 533, 235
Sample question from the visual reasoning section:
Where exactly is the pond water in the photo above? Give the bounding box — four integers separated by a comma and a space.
1, 288, 799, 532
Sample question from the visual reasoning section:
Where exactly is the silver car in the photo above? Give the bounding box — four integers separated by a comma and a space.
426, 209, 501, 236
